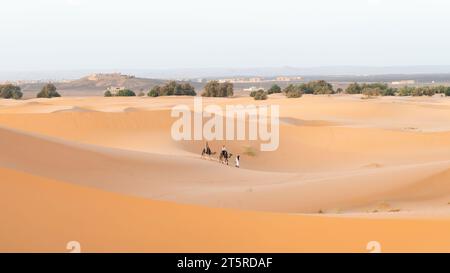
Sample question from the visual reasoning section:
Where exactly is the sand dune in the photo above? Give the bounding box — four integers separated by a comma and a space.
0, 126, 293, 200
1, 95, 450, 252
0, 106, 449, 173
4, 166, 450, 253
1, 124, 450, 214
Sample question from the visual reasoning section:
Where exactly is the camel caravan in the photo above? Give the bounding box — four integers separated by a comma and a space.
201, 142, 239, 167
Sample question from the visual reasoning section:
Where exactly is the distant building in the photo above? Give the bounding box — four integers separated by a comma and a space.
248, 77, 263, 83
392, 80, 415, 85
275, 76, 303, 82
217, 76, 302, 84
218, 78, 245, 83
243, 86, 263, 92
88, 73, 135, 81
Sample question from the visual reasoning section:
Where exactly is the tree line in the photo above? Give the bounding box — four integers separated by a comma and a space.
250, 81, 335, 100
345, 82, 450, 97
105, 80, 235, 98
148, 81, 196, 97
3, 79, 449, 100
250, 81, 450, 100
0, 83, 60, 99
201, 81, 233, 97
104, 89, 136, 97
249, 84, 283, 100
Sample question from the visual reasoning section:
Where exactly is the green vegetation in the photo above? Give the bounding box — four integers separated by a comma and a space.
344, 82, 450, 97
253, 90, 268, 100
104, 88, 136, 97
249, 89, 264, 98
345, 83, 388, 95
362, 87, 382, 98
285, 90, 303, 98
283, 84, 303, 98
116, 89, 136, 96
243, 146, 257, 157
201, 81, 233, 97
278, 80, 450, 98
267, 84, 281, 94
356, 83, 396, 98
345, 82, 362, 94
396, 86, 449, 96
417, 87, 435, 96
304, 80, 334, 94
147, 81, 196, 97
37, 83, 61, 98
282, 80, 333, 98
363, 83, 389, 90
380, 88, 396, 96
434, 85, 450, 96
0, 84, 23, 99
148, 87, 159, 97
397, 86, 415, 96
445, 88, 450, 97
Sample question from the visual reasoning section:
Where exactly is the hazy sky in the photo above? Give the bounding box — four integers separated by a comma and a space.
1, 0, 450, 71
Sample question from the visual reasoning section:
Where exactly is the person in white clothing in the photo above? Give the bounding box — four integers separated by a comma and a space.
235, 155, 240, 168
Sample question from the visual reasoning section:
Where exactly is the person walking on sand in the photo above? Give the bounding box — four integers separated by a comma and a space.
235, 154, 240, 168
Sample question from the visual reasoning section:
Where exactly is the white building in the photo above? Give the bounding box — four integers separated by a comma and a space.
243, 86, 263, 92
392, 80, 415, 85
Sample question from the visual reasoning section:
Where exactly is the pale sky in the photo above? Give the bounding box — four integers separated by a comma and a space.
1, 0, 450, 71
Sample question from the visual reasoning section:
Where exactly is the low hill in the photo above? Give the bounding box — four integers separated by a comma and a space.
19, 73, 203, 98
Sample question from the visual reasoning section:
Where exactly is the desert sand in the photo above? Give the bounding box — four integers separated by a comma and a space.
1, 94, 450, 252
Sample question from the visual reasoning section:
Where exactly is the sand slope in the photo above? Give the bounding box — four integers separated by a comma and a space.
3, 166, 450, 253
1, 125, 450, 214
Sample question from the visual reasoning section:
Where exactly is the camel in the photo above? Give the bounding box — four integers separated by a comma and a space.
219, 150, 233, 165
201, 147, 216, 159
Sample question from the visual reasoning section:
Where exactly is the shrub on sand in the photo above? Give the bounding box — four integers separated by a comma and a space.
115, 89, 136, 96
253, 90, 267, 100
0, 84, 23, 99
37, 83, 60, 98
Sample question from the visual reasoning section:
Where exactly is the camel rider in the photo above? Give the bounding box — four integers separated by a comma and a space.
205, 142, 211, 155
222, 145, 228, 157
